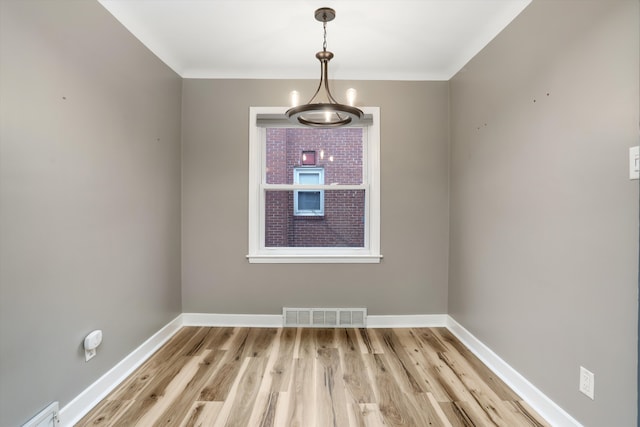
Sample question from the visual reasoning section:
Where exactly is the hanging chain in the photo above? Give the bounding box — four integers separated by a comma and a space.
322, 20, 327, 52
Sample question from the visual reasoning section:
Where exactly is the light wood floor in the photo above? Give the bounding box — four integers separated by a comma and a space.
76, 327, 549, 427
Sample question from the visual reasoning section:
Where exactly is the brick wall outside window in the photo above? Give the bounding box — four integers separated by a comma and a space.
265, 128, 365, 247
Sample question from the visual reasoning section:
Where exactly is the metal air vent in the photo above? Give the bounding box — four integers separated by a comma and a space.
283, 307, 367, 328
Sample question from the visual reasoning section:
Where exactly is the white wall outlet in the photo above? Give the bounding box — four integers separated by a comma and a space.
630, 146, 639, 180
579, 366, 595, 399
83, 329, 103, 362
22, 401, 60, 427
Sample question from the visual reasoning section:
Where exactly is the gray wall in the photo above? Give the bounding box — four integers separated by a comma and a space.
448, 1, 639, 425
0, 2, 182, 426
2, 0, 636, 425
181, 79, 450, 315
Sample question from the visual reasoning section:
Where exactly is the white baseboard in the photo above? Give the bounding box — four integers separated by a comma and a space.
446, 316, 582, 427
367, 314, 448, 328
180, 313, 449, 328
58, 315, 183, 427
181, 312, 283, 327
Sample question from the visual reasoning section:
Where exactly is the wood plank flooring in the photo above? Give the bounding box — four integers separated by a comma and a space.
76, 327, 549, 427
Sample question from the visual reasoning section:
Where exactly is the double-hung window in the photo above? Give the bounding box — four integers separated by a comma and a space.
248, 106, 381, 263
294, 167, 324, 216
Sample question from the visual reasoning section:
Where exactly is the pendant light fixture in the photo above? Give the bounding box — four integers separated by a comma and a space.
286, 7, 364, 128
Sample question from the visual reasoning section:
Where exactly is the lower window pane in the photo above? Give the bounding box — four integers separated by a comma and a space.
265, 190, 365, 247
297, 191, 321, 211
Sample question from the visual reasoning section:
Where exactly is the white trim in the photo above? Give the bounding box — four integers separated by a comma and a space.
180, 313, 446, 328
247, 254, 383, 264
181, 313, 284, 327
58, 315, 183, 427
366, 314, 448, 328
366, 107, 381, 257
248, 106, 382, 264
446, 316, 582, 427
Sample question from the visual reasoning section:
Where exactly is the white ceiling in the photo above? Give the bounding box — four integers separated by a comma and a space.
98, 0, 531, 81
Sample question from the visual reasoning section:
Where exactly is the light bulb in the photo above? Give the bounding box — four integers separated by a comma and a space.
320, 150, 325, 160
290, 90, 300, 107
346, 88, 357, 106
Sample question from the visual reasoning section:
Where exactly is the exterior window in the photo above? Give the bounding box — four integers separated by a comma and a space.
301, 150, 316, 165
248, 106, 381, 263
294, 168, 324, 216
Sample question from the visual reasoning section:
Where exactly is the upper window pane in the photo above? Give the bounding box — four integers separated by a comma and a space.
266, 128, 363, 185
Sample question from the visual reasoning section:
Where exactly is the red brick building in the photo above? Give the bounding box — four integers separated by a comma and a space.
265, 128, 365, 247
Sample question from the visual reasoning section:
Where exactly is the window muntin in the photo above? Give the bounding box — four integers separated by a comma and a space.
248, 106, 381, 263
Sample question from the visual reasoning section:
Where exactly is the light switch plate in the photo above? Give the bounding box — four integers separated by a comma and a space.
630, 146, 639, 180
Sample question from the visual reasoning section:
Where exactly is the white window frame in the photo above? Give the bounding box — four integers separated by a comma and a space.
247, 106, 381, 264
293, 167, 324, 216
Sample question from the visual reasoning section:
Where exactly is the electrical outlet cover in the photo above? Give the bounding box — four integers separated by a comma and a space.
579, 366, 595, 399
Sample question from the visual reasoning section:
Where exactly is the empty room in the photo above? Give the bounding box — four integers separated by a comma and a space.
0, 0, 638, 426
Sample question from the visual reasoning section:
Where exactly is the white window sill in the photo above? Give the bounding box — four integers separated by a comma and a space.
247, 254, 383, 264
